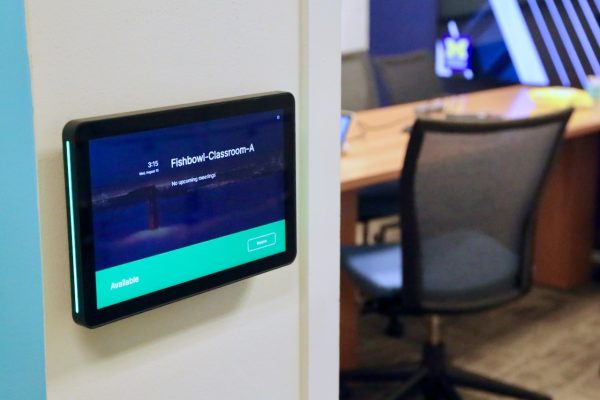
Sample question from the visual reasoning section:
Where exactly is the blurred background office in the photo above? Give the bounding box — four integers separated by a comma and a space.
340, 1, 600, 399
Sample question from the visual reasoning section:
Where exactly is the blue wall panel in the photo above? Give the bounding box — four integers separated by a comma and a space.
370, 0, 438, 56
0, 1, 46, 399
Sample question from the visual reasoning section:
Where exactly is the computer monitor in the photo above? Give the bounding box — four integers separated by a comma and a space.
436, 0, 600, 89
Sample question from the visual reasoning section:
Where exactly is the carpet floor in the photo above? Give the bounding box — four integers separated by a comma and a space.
346, 284, 600, 400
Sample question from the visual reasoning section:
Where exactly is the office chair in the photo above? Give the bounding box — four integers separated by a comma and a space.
372, 49, 445, 106
342, 51, 379, 112
361, 50, 446, 244
340, 109, 573, 399
341, 51, 397, 243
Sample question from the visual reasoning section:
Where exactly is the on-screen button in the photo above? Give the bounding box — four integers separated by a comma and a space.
247, 232, 277, 252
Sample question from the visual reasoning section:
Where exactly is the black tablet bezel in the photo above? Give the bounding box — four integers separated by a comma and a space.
63, 92, 297, 328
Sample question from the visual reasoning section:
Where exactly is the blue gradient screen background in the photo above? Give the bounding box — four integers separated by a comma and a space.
88, 110, 286, 271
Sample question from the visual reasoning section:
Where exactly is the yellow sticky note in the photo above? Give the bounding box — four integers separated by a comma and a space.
528, 87, 594, 109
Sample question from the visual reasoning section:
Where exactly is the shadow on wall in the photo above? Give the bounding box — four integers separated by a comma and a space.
81, 278, 251, 357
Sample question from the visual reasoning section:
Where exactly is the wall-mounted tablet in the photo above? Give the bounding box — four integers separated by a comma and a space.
63, 92, 296, 328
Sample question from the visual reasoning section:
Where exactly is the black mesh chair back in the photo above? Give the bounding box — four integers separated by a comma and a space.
341, 51, 379, 111
372, 49, 444, 105
400, 110, 573, 313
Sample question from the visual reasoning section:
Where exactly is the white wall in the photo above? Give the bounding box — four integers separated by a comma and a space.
341, 0, 369, 53
25, 1, 339, 399
299, 2, 341, 399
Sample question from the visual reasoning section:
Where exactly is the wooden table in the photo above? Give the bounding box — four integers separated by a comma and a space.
340, 85, 600, 369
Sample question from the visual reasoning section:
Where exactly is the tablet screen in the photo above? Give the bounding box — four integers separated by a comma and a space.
89, 111, 287, 308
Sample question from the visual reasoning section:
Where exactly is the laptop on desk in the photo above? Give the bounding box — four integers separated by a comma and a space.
340, 111, 353, 154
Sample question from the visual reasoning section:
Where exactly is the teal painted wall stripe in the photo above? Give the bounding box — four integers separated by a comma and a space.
0, 1, 47, 399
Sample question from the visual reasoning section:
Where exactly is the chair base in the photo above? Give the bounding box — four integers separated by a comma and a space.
340, 343, 551, 400
385, 315, 404, 338
373, 219, 400, 244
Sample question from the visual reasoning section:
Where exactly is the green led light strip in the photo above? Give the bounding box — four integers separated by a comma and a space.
65, 141, 79, 314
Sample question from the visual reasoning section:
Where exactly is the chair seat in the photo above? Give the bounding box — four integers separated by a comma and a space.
341, 230, 519, 303
342, 243, 403, 297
